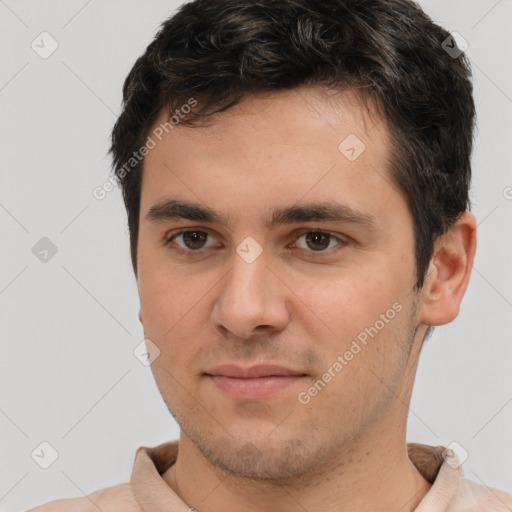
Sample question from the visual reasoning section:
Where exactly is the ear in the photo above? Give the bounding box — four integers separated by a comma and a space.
419, 211, 477, 326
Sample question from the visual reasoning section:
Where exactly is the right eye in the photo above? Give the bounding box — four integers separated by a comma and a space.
163, 229, 220, 255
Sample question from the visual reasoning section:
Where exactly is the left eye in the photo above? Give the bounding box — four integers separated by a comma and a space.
293, 230, 345, 252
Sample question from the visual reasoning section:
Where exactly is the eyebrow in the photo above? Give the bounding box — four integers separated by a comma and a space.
145, 199, 377, 231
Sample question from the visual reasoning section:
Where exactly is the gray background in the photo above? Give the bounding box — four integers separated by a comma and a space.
1, 1, 511, 510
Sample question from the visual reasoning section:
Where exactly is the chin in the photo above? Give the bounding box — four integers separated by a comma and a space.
188, 428, 323, 481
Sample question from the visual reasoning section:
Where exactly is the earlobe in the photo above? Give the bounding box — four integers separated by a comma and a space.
419, 211, 477, 326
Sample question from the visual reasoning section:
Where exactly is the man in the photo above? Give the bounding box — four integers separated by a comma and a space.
30, 0, 512, 510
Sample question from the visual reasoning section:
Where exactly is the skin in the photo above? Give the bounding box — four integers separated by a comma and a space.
136, 85, 477, 512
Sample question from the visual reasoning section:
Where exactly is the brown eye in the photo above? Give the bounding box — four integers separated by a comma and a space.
164, 230, 217, 253
294, 230, 346, 253
181, 231, 208, 250
163, 228, 348, 258
304, 231, 331, 251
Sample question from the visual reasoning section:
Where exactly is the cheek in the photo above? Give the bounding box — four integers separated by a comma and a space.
141, 279, 200, 333
138, 244, 187, 317
137, 260, 215, 361
138, 263, 169, 327
291, 267, 402, 344
308, 298, 413, 415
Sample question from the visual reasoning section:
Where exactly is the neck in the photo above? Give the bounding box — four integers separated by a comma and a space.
163, 418, 432, 512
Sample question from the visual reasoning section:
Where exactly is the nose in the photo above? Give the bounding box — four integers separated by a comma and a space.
211, 244, 291, 340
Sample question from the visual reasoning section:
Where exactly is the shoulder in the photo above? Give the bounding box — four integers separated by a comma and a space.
27, 482, 142, 512
448, 477, 512, 511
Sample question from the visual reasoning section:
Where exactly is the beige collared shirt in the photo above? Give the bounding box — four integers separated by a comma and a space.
28, 441, 512, 511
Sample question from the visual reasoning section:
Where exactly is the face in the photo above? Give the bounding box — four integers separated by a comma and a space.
137, 86, 425, 480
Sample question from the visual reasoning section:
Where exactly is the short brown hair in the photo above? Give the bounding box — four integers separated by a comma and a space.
110, 0, 475, 295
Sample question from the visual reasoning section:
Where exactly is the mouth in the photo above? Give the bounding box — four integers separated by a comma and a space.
204, 364, 308, 400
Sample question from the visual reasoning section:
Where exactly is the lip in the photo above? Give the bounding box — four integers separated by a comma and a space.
205, 364, 306, 378
204, 364, 307, 400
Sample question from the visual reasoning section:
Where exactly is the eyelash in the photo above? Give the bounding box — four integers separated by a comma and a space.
163, 229, 349, 258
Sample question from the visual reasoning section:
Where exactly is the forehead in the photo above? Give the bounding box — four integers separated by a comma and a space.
139, 86, 402, 231
162, 86, 387, 153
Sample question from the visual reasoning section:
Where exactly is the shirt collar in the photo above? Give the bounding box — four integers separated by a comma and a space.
130, 441, 462, 512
